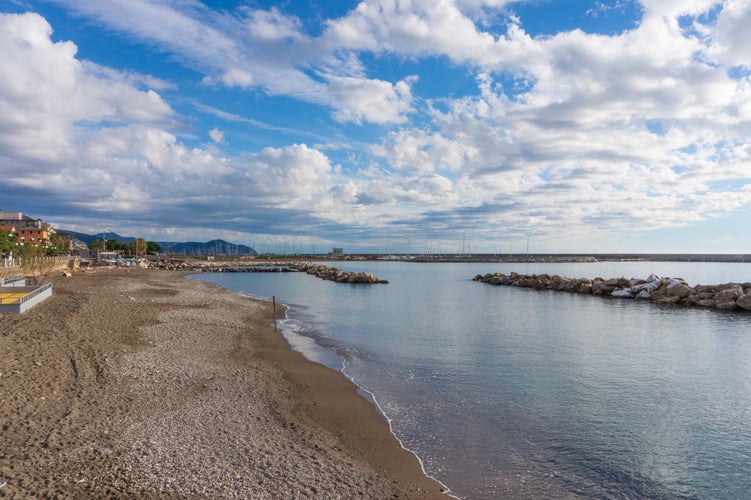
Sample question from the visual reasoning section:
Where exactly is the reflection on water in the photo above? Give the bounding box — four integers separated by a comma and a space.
193, 261, 751, 499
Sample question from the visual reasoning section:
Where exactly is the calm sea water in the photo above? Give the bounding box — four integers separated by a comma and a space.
192, 261, 751, 499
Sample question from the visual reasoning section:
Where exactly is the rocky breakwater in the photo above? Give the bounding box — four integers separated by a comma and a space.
291, 263, 388, 284
473, 272, 751, 312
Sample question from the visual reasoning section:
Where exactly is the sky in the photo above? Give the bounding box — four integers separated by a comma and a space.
1, 0, 750, 254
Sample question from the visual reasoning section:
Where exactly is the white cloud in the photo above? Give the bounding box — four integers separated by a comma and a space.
0, 12, 173, 169
221, 67, 254, 88
244, 7, 304, 42
327, 75, 416, 124
372, 129, 478, 174
209, 128, 225, 144
707, 0, 751, 67
323, 0, 499, 64
5, 2, 751, 250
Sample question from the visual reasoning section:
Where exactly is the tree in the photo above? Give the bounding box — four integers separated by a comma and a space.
0, 229, 17, 254
124, 238, 147, 257
45, 233, 69, 256
146, 241, 163, 255
107, 239, 123, 252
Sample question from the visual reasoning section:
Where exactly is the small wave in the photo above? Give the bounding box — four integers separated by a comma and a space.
340, 358, 458, 499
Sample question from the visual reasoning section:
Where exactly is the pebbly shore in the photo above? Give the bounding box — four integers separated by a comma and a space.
474, 272, 751, 311
0, 268, 442, 498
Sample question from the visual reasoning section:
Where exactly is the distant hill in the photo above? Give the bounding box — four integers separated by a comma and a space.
58, 230, 256, 256
59, 230, 134, 245
157, 239, 256, 256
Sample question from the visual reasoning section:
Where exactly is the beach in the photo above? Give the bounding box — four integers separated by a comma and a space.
0, 268, 445, 498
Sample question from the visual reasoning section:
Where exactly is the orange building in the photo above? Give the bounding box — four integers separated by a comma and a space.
0, 210, 53, 247
16, 227, 50, 245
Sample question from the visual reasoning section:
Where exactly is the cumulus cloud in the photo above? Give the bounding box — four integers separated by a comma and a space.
244, 6, 304, 42
209, 128, 225, 144
327, 75, 416, 124
44, 0, 416, 125
323, 0, 499, 63
707, 0, 751, 67
0, 12, 173, 169
3, 1, 751, 250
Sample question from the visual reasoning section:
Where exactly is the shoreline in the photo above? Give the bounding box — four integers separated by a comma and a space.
0, 268, 446, 498
193, 275, 454, 495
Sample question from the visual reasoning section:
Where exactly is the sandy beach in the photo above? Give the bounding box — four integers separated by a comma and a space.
0, 268, 446, 498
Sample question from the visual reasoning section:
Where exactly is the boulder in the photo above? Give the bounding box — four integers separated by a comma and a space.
696, 299, 716, 308
716, 300, 738, 311
714, 286, 743, 303
655, 296, 681, 304
595, 282, 618, 295
636, 289, 652, 299
737, 294, 751, 311
612, 289, 634, 298
666, 281, 692, 299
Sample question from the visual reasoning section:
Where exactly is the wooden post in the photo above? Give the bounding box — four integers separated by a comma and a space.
272, 295, 277, 332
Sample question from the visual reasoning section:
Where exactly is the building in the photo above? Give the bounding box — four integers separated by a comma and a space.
0, 210, 54, 247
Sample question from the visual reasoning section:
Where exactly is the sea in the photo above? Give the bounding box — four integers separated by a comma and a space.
191, 261, 751, 499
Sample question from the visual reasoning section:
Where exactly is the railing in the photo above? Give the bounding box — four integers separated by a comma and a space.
18, 282, 52, 304
0, 276, 26, 287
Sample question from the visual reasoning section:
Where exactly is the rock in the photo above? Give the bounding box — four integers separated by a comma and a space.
655, 296, 681, 304
636, 289, 652, 299
666, 281, 692, 299
592, 282, 616, 295
714, 286, 743, 303
631, 280, 662, 294
737, 294, 751, 311
696, 299, 716, 308
716, 300, 738, 311
473, 272, 751, 313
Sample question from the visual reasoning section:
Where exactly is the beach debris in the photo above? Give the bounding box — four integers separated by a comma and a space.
0, 478, 6, 488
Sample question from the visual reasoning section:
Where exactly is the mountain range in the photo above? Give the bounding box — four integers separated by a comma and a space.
59, 230, 256, 256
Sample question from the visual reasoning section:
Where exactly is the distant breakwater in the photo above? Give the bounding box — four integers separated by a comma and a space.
295, 263, 388, 284
474, 272, 751, 312
152, 260, 387, 284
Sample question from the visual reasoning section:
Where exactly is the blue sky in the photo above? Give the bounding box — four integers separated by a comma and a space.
2, 0, 750, 254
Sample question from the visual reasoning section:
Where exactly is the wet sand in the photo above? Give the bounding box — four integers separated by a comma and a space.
0, 268, 446, 498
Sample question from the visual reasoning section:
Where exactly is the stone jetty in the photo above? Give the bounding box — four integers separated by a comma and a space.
295, 263, 388, 284
149, 259, 387, 284
473, 272, 751, 312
